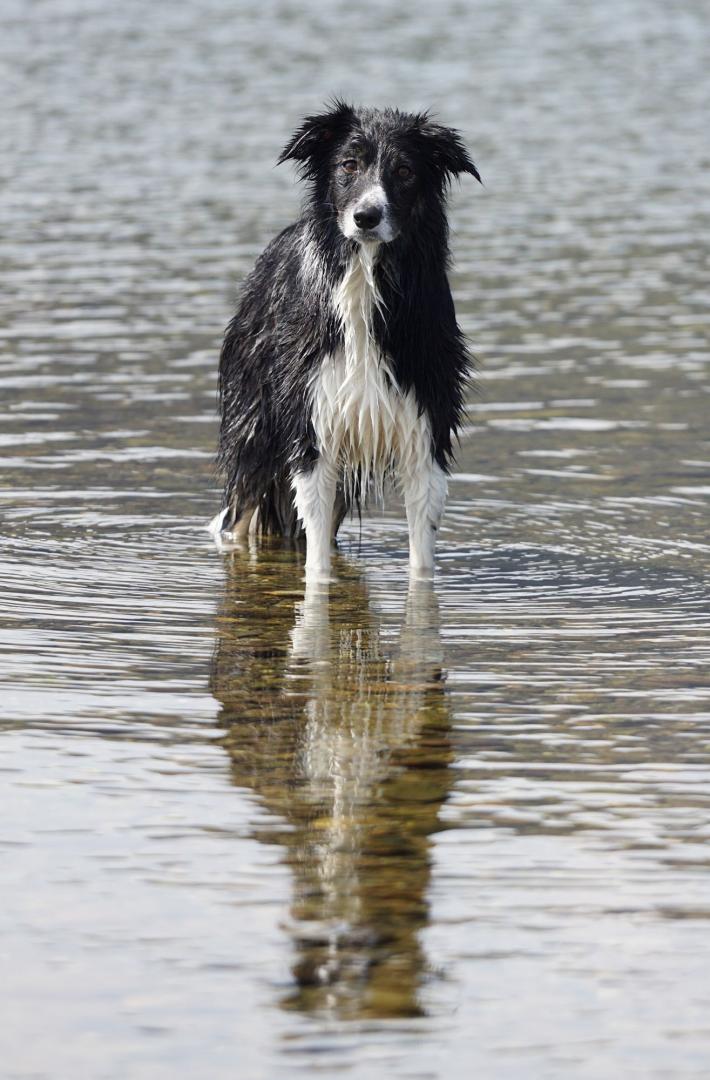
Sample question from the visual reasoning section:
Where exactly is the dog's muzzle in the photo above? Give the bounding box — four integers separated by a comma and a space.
343, 194, 396, 243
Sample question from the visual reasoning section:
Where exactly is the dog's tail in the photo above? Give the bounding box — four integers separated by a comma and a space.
208, 477, 301, 540
208, 477, 349, 542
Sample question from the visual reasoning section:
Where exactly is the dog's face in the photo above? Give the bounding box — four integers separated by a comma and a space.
329, 120, 422, 244
278, 102, 481, 246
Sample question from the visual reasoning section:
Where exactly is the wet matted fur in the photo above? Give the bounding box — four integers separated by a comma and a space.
210, 101, 480, 574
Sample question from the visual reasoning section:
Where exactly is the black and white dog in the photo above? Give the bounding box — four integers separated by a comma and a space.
210, 101, 480, 575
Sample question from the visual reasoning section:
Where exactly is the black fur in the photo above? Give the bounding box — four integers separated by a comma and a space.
216, 102, 480, 536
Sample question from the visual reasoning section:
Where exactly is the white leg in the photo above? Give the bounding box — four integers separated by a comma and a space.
401, 458, 447, 575
292, 457, 338, 577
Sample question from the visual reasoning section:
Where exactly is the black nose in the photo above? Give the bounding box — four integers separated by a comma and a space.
354, 205, 383, 230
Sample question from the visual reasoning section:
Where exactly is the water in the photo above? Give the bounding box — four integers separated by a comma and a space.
2, 0, 709, 1076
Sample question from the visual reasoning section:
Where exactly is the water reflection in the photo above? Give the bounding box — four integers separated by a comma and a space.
211, 550, 452, 1018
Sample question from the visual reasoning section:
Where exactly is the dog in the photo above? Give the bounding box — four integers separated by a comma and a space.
209, 100, 480, 575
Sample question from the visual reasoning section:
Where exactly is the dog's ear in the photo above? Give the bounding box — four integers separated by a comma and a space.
413, 116, 482, 184
277, 100, 356, 175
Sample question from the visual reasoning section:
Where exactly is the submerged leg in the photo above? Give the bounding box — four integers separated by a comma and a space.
292, 457, 338, 576
401, 458, 448, 575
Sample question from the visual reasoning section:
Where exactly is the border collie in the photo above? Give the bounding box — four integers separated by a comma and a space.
209, 101, 480, 575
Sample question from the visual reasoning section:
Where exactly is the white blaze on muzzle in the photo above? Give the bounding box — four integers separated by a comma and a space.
341, 183, 396, 243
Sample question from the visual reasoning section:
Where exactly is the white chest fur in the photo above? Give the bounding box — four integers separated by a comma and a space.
309, 247, 431, 497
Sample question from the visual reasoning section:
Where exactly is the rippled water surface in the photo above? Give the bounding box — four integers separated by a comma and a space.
2, 1, 710, 1077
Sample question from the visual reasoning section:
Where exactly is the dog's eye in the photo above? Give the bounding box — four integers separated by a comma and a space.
341, 159, 358, 174
396, 164, 413, 179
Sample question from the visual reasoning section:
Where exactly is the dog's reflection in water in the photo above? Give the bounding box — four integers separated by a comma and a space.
211, 550, 452, 1019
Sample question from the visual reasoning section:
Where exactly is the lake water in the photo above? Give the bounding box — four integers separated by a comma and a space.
2, 1, 709, 1077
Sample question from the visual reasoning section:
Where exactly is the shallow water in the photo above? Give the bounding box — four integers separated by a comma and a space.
2, 0, 710, 1077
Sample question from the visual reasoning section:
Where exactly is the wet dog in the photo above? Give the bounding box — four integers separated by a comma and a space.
210, 101, 480, 575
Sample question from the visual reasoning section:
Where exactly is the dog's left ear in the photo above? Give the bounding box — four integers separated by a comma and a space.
414, 116, 482, 184
277, 100, 356, 175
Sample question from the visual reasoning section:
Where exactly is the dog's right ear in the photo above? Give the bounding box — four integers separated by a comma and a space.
277, 100, 356, 176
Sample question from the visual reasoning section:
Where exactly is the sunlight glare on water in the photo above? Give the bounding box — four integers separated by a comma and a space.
1, 1, 709, 1077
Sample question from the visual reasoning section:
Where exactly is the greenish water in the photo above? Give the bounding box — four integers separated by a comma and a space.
1, 1, 709, 1077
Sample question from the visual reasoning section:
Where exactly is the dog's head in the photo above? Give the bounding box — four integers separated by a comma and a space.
277, 101, 481, 246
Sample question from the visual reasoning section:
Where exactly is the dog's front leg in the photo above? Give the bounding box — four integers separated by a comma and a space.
292, 456, 338, 577
401, 458, 448, 576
